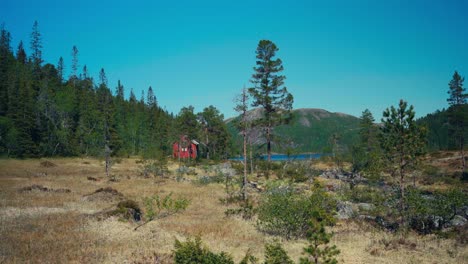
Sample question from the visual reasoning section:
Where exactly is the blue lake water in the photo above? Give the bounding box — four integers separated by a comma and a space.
230, 153, 326, 161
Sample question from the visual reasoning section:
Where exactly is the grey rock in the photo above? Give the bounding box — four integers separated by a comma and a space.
431, 216, 444, 229
449, 215, 467, 227
357, 203, 376, 212
336, 201, 354, 219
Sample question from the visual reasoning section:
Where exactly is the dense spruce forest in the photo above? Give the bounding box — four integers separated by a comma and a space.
0, 22, 230, 159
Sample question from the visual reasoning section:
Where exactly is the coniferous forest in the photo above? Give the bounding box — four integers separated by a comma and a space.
0, 22, 230, 159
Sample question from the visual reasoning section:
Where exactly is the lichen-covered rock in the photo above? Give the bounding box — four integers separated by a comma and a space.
336, 201, 354, 219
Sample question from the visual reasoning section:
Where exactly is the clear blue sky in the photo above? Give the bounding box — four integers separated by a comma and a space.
2, 0, 468, 119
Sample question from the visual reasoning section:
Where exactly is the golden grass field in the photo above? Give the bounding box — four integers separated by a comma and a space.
0, 157, 466, 263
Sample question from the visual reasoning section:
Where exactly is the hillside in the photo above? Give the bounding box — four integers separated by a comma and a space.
226, 108, 361, 154
417, 106, 468, 152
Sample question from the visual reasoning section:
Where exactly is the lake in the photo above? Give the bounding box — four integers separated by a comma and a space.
230, 153, 326, 161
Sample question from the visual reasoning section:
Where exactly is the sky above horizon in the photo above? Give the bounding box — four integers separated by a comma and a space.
2, 0, 468, 119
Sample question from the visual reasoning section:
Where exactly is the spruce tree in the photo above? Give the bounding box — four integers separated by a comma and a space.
447, 71, 467, 174
57, 57, 64, 82
249, 40, 293, 162
30, 21, 42, 78
71, 45, 79, 78
352, 109, 381, 180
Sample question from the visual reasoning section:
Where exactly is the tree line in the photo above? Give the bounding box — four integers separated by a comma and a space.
0, 22, 230, 159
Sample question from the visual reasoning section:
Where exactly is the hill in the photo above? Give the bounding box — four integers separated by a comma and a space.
417, 106, 468, 152
226, 108, 361, 154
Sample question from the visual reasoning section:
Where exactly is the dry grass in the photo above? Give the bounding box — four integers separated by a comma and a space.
0, 158, 466, 263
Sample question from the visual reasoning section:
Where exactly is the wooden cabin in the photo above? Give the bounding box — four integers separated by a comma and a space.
172, 135, 198, 159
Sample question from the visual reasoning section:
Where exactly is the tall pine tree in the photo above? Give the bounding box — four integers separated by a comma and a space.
249, 40, 293, 162
447, 71, 467, 174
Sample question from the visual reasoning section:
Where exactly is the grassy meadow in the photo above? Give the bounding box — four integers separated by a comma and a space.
0, 156, 466, 263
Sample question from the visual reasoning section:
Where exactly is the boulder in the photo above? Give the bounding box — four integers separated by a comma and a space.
449, 215, 467, 227
357, 203, 376, 212
336, 201, 354, 219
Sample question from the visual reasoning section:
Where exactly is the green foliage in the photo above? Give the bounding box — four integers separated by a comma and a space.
0, 23, 202, 159
352, 109, 383, 180
111, 199, 142, 222
195, 175, 225, 185
380, 100, 426, 224
299, 219, 340, 264
143, 193, 189, 221
140, 159, 169, 178
239, 249, 258, 264
279, 161, 318, 183
248, 40, 294, 160
403, 187, 467, 234
257, 180, 336, 239
198, 105, 231, 160
224, 199, 257, 220
174, 237, 234, 264
417, 109, 451, 151
341, 184, 386, 207
264, 240, 294, 264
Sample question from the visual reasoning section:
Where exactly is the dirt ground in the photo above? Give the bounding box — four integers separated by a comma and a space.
0, 157, 466, 263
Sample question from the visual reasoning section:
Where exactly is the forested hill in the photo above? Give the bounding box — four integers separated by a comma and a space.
417, 106, 468, 152
0, 24, 232, 159
0, 26, 174, 158
226, 108, 361, 154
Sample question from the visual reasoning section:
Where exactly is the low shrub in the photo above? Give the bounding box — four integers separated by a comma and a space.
224, 199, 257, 220
257, 180, 336, 239
264, 240, 294, 264
174, 237, 234, 264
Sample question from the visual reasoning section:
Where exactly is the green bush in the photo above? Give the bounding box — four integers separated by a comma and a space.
195, 174, 225, 185
144, 193, 190, 221
140, 159, 169, 178
224, 199, 257, 220
341, 184, 386, 206
280, 161, 318, 183
257, 180, 336, 239
264, 240, 294, 264
174, 237, 234, 264
404, 187, 467, 234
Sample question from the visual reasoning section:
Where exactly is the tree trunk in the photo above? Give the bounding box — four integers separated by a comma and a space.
461, 138, 466, 173
267, 125, 271, 162
400, 155, 405, 226
205, 128, 210, 160
250, 142, 254, 175
242, 131, 247, 200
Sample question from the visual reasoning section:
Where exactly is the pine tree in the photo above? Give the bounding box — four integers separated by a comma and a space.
300, 219, 340, 264
380, 100, 426, 224
264, 241, 294, 264
249, 40, 293, 162
447, 71, 467, 174
234, 87, 249, 200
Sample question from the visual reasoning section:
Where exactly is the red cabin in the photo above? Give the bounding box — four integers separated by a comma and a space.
173, 135, 198, 159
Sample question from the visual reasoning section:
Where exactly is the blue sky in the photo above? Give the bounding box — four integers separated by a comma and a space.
2, 0, 468, 119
